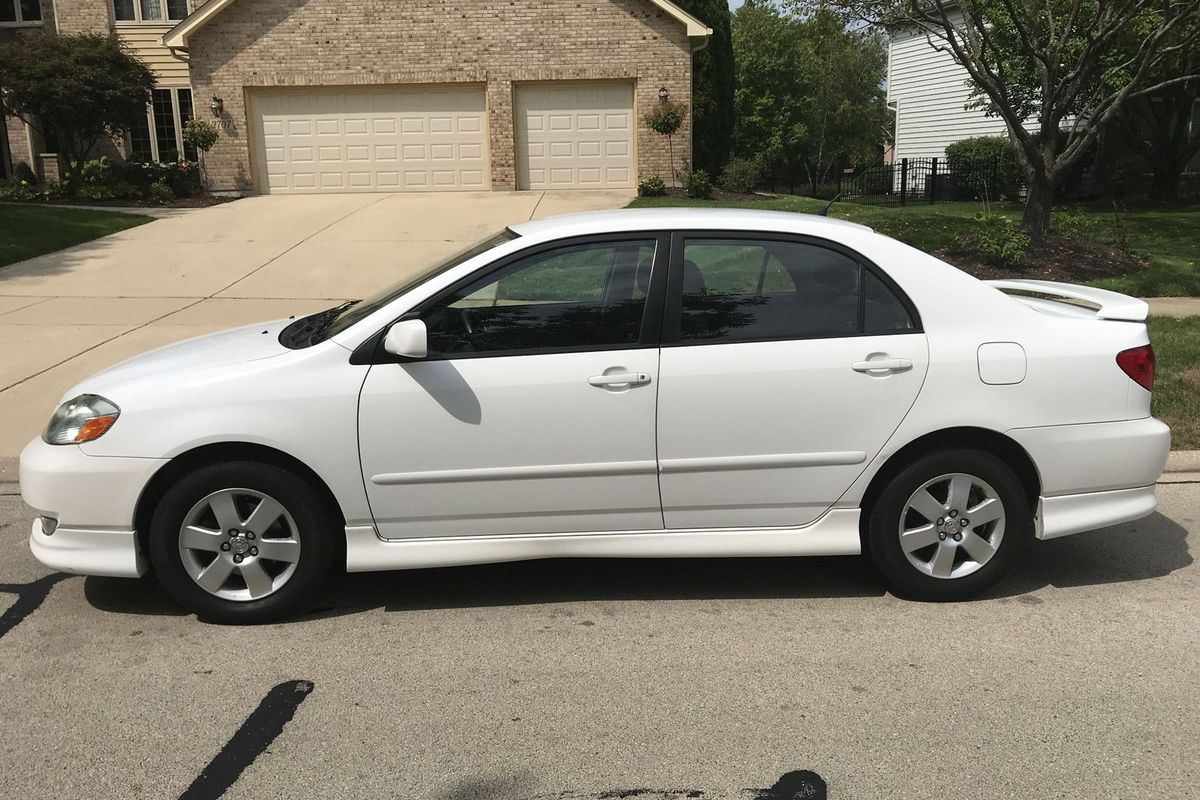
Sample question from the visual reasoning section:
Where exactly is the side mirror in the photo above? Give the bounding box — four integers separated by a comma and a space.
382, 319, 428, 359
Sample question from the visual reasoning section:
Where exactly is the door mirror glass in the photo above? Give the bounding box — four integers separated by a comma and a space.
383, 319, 428, 359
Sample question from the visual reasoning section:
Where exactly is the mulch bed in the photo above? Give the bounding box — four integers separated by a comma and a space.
655, 187, 774, 202
933, 232, 1148, 282
32, 194, 240, 209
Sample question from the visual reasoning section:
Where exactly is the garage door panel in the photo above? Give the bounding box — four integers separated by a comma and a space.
253, 86, 488, 194
516, 83, 634, 190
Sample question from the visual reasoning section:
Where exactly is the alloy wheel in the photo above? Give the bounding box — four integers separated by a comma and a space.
897, 472, 1006, 580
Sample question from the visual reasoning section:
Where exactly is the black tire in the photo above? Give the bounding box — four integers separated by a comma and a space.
865, 448, 1032, 601
148, 460, 336, 624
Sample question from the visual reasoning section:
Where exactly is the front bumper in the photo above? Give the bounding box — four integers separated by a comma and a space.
29, 517, 145, 577
20, 437, 165, 578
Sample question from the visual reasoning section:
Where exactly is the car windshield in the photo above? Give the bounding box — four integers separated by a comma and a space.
304, 228, 519, 345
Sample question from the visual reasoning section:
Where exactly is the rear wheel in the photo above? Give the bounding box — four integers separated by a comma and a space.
865, 449, 1032, 601
148, 461, 336, 624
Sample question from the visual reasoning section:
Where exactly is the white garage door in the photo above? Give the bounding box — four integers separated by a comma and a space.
252, 86, 489, 194
515, 83, 635, 190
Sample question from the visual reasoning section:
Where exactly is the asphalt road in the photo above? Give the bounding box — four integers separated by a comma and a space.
0, 483, 1196, 800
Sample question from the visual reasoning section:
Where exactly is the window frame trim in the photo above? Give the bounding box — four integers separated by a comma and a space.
660, 230, 924, 348
112, 0, 187, 24
129, 86, 194, 163
354, 231, 672, 365
0, 0, 42, 25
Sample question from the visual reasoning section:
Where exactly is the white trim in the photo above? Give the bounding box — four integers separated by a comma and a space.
343, 508, 863, 572
165, 0, 711, 49
129, 86, 194, 162
112, 0, 186, 24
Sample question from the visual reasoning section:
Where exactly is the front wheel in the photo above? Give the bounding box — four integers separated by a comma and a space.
148, 461, 336, 624
865, 449, 1032, 601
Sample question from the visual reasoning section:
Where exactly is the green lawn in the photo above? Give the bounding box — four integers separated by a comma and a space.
1148, 316, 1200, 450
629, 194, 1200, 297
0, 204, 152, 268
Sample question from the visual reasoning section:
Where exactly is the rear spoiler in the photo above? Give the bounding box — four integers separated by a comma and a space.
986, 279, 1148, 322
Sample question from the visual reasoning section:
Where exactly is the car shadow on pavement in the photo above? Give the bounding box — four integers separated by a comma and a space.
81, 512, 1191, 621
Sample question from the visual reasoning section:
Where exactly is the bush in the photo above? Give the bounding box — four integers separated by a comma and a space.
14, 161, 38, 185
946, 136, 1021, 200
637, 175, 667, 197
1050, 206, 1101, 239
683, 169, 714, 199
718, 157, 760, 193
148, 178, 174, 204
642, 101, 689, 137
969, 211, 1029, 267
182, 119, 219, 153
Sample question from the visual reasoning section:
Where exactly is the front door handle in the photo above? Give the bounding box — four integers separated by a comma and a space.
588, 372, 651, 387
852, 357, 913, 374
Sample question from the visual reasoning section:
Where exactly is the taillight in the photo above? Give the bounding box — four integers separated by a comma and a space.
1116, 345, 1155, 391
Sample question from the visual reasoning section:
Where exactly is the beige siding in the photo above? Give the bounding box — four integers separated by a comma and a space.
117, 24, 190, 86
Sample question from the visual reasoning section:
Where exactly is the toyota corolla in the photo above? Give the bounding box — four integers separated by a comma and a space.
21, 209, 1170, 623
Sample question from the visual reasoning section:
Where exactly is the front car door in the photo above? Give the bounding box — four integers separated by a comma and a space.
655, 232, 929, 529
358, 234, 668, 539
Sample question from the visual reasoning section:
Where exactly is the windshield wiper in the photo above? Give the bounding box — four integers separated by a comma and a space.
280, 300, 359, 348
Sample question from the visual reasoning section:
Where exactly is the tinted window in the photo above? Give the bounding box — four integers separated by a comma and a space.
675, 238, 913, 343
424, 240, 655, 356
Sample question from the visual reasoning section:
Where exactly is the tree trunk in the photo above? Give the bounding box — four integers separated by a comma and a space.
1148, 162, 1183, 205
1022, 172, 1055, 239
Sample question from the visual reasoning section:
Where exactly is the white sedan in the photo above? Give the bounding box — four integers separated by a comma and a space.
21, 209, 1170, 623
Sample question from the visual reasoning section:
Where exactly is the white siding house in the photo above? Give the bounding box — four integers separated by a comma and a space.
886, 14, 1008, 162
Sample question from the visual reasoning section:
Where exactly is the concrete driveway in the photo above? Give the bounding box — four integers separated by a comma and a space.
0, 190, 632, 461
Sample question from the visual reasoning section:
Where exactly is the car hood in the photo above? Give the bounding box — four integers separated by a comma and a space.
63, 319, 295, 401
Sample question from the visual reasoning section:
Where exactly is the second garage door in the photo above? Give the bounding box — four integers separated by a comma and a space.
252, 86, 489, 194
515, 83, 635, 190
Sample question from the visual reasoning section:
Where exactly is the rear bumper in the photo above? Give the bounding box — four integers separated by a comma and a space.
1008, 417, 1170, 496
1037, 485, 1157, 540
29, 517, 145, 578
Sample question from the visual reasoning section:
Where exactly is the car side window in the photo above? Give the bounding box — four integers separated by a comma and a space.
423, 240, 656, 357
674, 238, 914, 343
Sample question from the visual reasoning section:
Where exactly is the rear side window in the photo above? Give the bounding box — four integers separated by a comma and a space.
673, 238, 914, 343
424, 239, 656, 357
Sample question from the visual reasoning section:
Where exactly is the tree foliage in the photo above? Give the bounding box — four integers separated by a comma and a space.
832, 0, 1200, 235
733, 1, 890, 196
0, 33, 154, 194
673, 0, 737, 175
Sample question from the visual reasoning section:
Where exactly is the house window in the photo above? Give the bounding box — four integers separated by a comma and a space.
129, 88, 197, 162
1, 0, 42, 24
113, 0, 187, 22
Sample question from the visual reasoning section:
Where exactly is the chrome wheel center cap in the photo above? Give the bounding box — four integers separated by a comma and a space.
946, 520, 961, 535
230, 536, 251, 555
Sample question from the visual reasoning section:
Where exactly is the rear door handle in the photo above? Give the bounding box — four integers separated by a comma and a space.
588, 372, 651, 387
852, 358, 913, 373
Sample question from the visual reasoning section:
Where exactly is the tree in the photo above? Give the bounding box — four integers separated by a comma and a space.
1116, 14, 1200, 203
0, 33, 154, 194
834, 0, 1200, 238
734, 2, 889, 195
644, 100, 690, 184
674, 0, 737, 175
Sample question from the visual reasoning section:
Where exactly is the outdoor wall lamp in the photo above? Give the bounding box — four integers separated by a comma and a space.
210, 96, 224, 117
658, 86, 669, 104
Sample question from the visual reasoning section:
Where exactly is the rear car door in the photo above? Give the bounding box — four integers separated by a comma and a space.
358, 233, 669, 539
655, 232, 929, 529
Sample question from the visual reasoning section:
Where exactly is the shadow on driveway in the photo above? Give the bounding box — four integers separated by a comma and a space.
81, 511, 1191, 622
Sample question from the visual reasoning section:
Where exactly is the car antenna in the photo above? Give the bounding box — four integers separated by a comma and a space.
818, 193, 842, 217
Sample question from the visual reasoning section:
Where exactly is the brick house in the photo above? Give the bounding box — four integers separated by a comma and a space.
1, 0, 711, 193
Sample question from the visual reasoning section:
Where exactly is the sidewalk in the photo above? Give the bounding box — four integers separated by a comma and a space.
1146, 297, 1200, 318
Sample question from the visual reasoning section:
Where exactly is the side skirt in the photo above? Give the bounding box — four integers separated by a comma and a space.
344, 509, 862, 573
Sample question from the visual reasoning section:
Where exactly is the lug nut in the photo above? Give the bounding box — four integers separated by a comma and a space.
228, 529, 238, 536
960, 519, 969, 527
949, 510, 958, 518
220, 542, 231, 551
233, 554, 243, 563
249, 547, 258, 556
938, 532, 947, 540
953, 532, 963, 542
937, 517, 945, 526
246, 531, 255, 540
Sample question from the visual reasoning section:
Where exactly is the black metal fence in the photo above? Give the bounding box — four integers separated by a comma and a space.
837, 156, 1021, 206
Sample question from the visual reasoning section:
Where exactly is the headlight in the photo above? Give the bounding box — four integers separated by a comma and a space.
43, 395, 121, 445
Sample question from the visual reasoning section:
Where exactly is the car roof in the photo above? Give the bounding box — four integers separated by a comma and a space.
508, 207, 874, 240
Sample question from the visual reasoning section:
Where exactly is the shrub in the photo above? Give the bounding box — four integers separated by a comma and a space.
182, 119, 219, 153
1050, 206, 1101, 239
683, 169, 713, 200
637, 175, 667, 197
946, 136, 1020, 200
148, 178, 174, 204
969, 211, 1029, 267
718, 157, 760, 194
14, 161, 38, 185
642, 100, 688, 137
